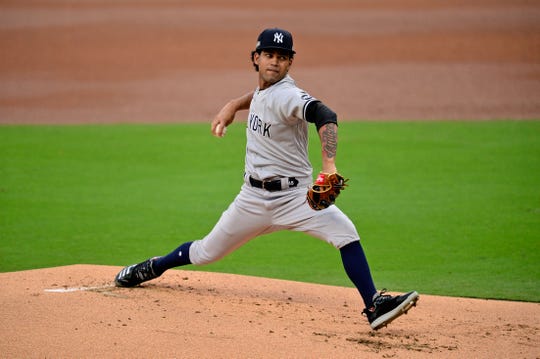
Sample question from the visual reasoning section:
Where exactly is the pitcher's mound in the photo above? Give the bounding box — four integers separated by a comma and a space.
0, 265, 538, 358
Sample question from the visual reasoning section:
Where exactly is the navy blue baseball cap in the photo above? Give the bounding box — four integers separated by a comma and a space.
255, 28, 296, 55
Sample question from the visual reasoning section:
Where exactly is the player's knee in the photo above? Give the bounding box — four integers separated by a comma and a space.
189, 240, 225, 265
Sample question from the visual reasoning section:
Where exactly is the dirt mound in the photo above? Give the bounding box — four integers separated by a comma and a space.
0, 265, 538, 358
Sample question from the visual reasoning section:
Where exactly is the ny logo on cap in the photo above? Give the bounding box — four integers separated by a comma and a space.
273, 32, 284, 44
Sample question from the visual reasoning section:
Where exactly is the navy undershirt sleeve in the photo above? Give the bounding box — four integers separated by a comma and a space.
305, 101, 338, 130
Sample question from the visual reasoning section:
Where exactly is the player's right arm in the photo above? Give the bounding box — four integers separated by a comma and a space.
211, 91, 253, 137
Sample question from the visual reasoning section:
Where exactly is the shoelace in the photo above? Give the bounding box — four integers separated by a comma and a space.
373, 289, 392, 306
135, 260, 155, 280
363, 289, 391, 316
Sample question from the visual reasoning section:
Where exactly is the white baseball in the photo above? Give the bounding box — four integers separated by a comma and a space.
216, 123, 226, 136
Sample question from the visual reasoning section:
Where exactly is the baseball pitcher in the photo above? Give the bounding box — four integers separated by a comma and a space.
115, 28, 419, 330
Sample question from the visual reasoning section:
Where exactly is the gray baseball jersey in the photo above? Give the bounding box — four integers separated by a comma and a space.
189, 75, 360, 265
245, 75, 315, 183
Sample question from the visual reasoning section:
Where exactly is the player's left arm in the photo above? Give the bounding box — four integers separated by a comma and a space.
305, 102, 349, 210
319, 122, 338, 173
305, 101, 339, 173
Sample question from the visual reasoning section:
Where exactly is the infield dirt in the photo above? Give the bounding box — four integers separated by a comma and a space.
1, 265, 539, 358
0, 0, 539, 358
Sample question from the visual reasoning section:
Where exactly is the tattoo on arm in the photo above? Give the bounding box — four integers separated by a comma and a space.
321, 123, 337, 159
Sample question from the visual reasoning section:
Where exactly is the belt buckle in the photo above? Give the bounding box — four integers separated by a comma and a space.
263, 178, 281, 192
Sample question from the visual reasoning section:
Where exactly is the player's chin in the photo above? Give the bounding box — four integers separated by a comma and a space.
263, 72, 284, 84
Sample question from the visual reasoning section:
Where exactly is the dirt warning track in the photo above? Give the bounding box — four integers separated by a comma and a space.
0, 0, 539, 124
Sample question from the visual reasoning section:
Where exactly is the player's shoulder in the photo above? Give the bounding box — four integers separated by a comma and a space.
275, 76, 316, 101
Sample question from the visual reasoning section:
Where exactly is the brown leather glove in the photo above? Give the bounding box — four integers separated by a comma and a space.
306, 172, 349, 210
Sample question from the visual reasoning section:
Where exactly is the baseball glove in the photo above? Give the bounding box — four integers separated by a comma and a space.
307, 172, 349, 210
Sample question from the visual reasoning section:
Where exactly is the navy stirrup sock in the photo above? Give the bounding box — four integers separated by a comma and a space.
340, 240, 377, 308
153, 241, 193, 275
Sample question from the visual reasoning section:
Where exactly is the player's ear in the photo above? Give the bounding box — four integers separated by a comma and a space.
251, 51, 260, 72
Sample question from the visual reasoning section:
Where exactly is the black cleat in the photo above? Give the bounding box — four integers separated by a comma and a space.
114, 257, 160, 287
363, 290, 419, 330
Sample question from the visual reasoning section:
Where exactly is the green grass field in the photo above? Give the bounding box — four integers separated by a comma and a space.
1, 121, 539, 302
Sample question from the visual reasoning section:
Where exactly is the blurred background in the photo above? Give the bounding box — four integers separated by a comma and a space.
0, 0, 539, 124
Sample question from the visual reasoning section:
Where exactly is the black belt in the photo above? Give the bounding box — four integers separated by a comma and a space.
249, 176, 299, 192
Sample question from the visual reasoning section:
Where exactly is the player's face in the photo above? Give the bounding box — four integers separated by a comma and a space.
254, 50, 293, 90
